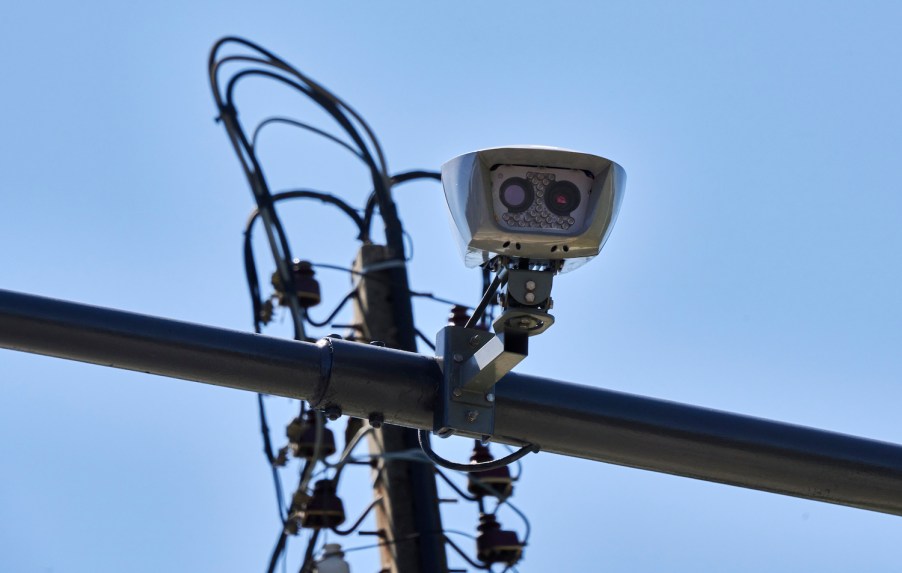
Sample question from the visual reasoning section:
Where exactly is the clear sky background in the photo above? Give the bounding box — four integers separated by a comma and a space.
1, 1, 900, 572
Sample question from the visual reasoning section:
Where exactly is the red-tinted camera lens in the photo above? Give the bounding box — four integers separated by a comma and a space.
545, 181, 580, 215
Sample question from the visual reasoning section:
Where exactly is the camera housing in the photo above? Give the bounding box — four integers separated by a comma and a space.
441, 146, 625, 272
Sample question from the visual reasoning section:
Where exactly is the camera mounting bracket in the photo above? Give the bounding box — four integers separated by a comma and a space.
433, 269, 555, 440
434, 326, 527, 440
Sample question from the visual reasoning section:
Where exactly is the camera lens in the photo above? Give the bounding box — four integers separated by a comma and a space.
499, 177, 533, 213
545, 180, 581, 215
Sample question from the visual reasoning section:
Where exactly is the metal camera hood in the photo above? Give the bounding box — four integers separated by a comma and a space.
441, 146, 626, 272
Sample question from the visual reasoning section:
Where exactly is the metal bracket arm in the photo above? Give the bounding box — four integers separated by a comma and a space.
433, 326, 527, 440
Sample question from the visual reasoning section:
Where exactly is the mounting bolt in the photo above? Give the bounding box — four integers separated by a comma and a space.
525, 280, 536, 291
368, 412, 384, 428
469, 335, 481, 347
452, 388, 463, 398
466, 410, 479, 423
369, 340, 386, 347
453, 353, 464, 363
485, 393, 495, 403
324, 405, 342, 420
524, 292, 536, 303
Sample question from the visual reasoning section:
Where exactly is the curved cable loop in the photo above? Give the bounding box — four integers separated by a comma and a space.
251, 116, 365, 162
434, 467, 479, 502
222, 68, 391, 228
209, 39, 390, 175
362, 170, 441, 241
213, 71, 308, 340
305, 289, 357, 328
329, 496, 383, 536
245, 189, 366, 240
417, 429, 538, 473
443, 535, 492, 570
328, 425, 374, 482
211, 53, 389, 195
214, 58, 385, 340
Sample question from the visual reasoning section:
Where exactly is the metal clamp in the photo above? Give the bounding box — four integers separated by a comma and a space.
434, 326, 527, 440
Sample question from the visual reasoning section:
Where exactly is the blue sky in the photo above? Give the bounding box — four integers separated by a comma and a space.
1, 2, 900, 572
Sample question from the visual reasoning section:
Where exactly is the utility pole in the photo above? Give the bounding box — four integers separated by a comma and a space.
351, 244, 450, 573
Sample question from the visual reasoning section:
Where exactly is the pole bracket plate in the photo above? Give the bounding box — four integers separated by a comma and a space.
433, 325, 527, 441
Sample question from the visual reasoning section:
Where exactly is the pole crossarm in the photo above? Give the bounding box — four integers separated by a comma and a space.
2, 288, 901, 517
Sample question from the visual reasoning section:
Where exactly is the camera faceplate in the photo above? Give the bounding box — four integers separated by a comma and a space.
491, 165, 594, 236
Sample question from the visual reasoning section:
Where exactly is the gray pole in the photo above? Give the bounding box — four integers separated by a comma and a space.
2, 287, 902, 517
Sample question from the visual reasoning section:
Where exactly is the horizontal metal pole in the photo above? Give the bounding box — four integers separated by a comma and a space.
1, 288, 901, 516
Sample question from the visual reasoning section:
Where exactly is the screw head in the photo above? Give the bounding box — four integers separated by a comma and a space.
324, 405, 342, 421
453, 353, 464, 363
485, 393, 495, 403
452, 388, 463, 398
466, 410, 479, 423
469, 335, 481, 347
524, 292, 536, 303
525, 280, 537, 291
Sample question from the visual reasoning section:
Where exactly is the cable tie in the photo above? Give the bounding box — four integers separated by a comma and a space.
360, 259, 406, 274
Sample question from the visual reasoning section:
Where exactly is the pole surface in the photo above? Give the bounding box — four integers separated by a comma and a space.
2, 288, 901, 517
351, 244, 449, 573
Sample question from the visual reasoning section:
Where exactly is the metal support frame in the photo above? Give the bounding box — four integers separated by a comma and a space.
2, 287, 902, 517
434, 326, 526, 440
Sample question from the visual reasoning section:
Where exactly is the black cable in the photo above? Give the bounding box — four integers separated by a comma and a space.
444, 535, 491, 570
214, 71, 308, 340
305, 289, 357, 328
221, 68, 385, 336
223, 69, 388, 202
242, 192, 366, 331
362, 170, 442, 241
417, 429, 538, 473
434, 468, 479, 502
415, 329, 437, 351
266, 529, 289, 573
251, 116, 365, 162
309, 262, 472, 309
465, 269, 508, 328
298, 528, 321, 573
211, 42, 394, 338
339, 532, 421, 554
245, 189, 367, 238
330, 497, 382, 536
209, 39, 391, 175
258, 393, 287, 519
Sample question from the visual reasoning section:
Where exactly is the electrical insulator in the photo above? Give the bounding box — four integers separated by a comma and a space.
291, 259, 321, 308
476, 513, 523, 566
301, 480, 346, 529
286, 410, 336, 460
313, 543, 351, 573
270, 259, 321, 309
447, 304, 471, 327
467, 441, 514, 499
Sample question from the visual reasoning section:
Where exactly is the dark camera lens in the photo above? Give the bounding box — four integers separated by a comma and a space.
545, 180, 581, 215
499, 177, 533, 213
